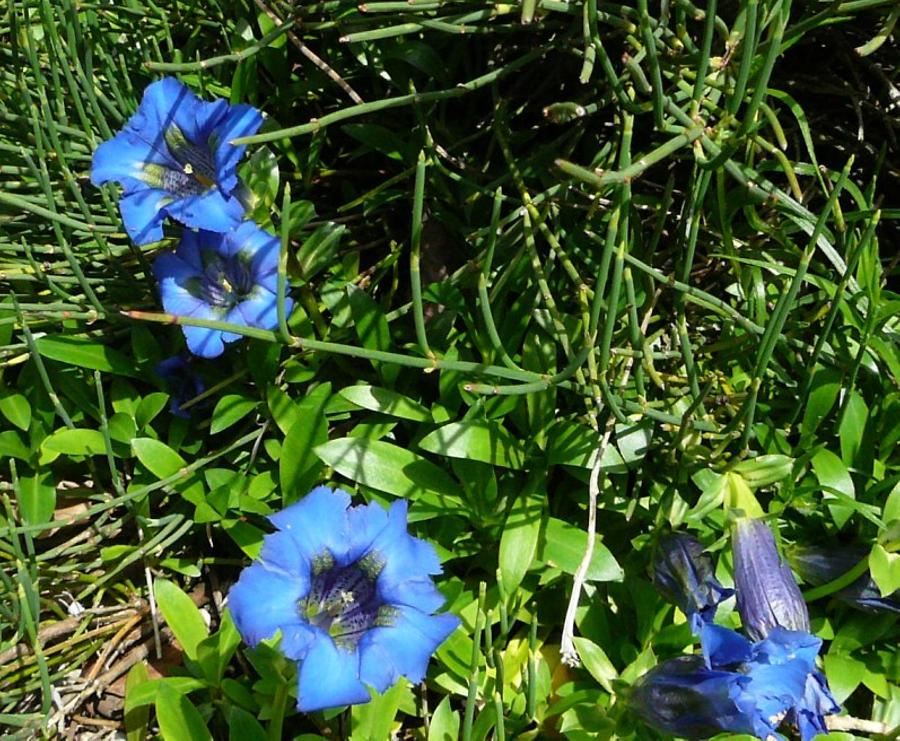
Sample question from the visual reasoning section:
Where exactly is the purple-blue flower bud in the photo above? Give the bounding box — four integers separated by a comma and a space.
732, 518, 809, 641
652, 533, 733, 634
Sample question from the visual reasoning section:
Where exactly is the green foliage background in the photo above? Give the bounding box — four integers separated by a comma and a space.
1, 0, 898, 738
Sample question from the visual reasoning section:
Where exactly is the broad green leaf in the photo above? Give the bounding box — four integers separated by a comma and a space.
124, 662, 151, 741
801, 367, 841, 439
227, 707, 267, 741
132, 437, 204, 504
351, 681, 407, 740
210, 394, 257, 435
537, 518, 623, 582
266, 385, 302, 436
156, 681, 213, 741
0, 392, 31, 431
280, 385, 330, 504
315, 437, 460, 501
125, 677, 208, 709
348, 284, 391, 352
823, 653, 866, 705
869, 545, 900, 597
572, 637, 617, 693
154, 579, 209, 662
40, 427, 107, 463
724, 472, 764, 518
419, 421, 527, 469
19, 471, 56, 525
0, 430, 31, 461
884, 480, 900, 525
339, 385, 430, 421
35, 335, 138, 377
136, 392, 169, 431
839, 391, 868, 466
427, 696, 460, 741
499, 472, 545, 596
811, 448, 856, 528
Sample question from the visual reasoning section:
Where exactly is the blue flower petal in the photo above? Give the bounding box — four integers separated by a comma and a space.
133, 77, 229, 151
163, 189, 245, 233
118, 189, 172, 245
792, 671, 840, 741
174, 230, 206, 272
259, 529, 313, 583
699, 623, 752, 668
153, 252, 202, 285
269, 487, 353, 563
369, 500, 443, 605
228, 563, 307, 647
358, 605, 459, 691
228, 288, 287, 332
212, 103, 263, 194
297, 637, 369, 711
344, 500, 390, 566
91, 130, 172, 194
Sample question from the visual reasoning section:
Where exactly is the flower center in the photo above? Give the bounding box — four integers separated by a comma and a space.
200, 255, 254, 308
299, 556, 385, 648
159, 123, 218, 197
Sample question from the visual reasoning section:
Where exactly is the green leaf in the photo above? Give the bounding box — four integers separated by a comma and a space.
351, 681, 407, 740
572, 637, 617, 693
724, 472, 764, 518
823, 653, 866, 705
801, 367, 841, 439
40, 427, 107, 463
348, 284, 391, 352
419, 421, 527, 469
154, 579, 209, 662
35, 335, 139, 377
839, 391, 868, 466
112, 677, 207, 709
132, 437, 204, 504
19, 471, 56, 525
537, 518, 623, 582
315, 437, 460, 502
869, 545, 900, 597
124, 662, 151, 741
266, 385, 302, 436
499, 472, 545, 596
210, 394, 257, 435
883, 480, 900, 525
155, 681, 213, 741
339, 385, 430, 421
427, 696, 460, 741
0, 392, 31, 431
811, 448, 856, 528
0, 430, 31, 461
280, 385, 330, 504
227, 707, 267, 741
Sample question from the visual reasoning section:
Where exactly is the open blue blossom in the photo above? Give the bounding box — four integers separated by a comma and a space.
228, 487, 459, 712
733, 518, 810, 641
155, 354, 205, 418
91, 77, 262, 244
788, 544, 900, 614
633, 626, 837, 740
652, 532, 733, 635
152, 222, 293, 358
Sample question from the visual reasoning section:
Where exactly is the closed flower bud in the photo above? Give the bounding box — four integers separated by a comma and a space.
732, 518, 809, 641
652, 533, 733, 634
787, 544, 900, 614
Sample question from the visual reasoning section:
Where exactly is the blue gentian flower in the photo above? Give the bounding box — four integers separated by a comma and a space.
732, 518, 810, 641
155, 354, 205, 418
788, 544, 900, 614
152, 222, 293, 358
91, 77, 262, 244
633, 626, 837, 740
652, 533, 733, 635
227, 487, 460, 712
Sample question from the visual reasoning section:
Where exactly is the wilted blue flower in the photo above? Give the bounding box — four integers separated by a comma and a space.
732, 518, 810, 642
91, 77, 262, 244
652, 533, 733, 635
228, 487, 459, 712
155, 354, 204, 418
633, 626, 837, 741
152, 222, 292, 358
788, 544, 900, 614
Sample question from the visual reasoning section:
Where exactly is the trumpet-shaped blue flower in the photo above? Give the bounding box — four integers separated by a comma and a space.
652, 532, 733, 635
152, 222, 293, 358
633, 626, 838, 741
155, 354, 205, 418
228, 487, 459, 712
733, 518, 810, 642
91, 77, 262, 244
